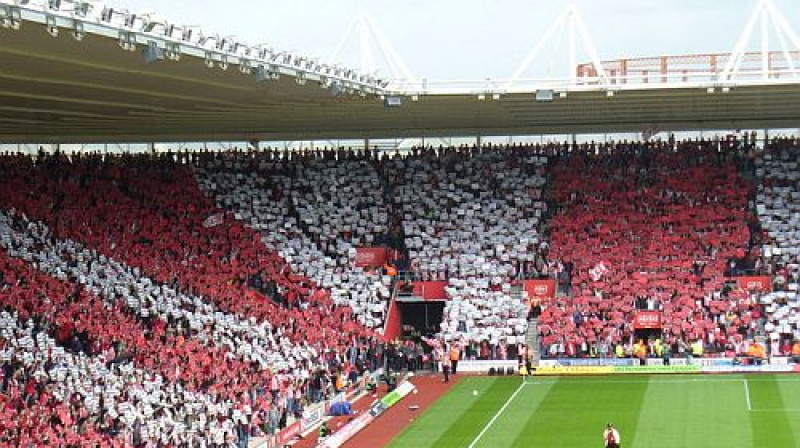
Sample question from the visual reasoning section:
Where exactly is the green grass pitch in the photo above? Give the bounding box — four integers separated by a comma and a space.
388, 374, 800, 448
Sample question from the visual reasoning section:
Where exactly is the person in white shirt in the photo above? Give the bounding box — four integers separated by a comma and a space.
603, 423, 621, 448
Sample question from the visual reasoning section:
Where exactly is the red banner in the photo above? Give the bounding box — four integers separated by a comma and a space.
634, 311, 662, 330
736, 276, 771, 291
354, 247, 389, 267
274, 421, 301, 446
412, 281, 448, 301
523, 279, 556, 306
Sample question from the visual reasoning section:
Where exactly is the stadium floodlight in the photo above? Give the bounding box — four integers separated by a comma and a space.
204, 51, 215, 68
477, 94, 486, 100
165, 43, 181, 61
256, 46, 272, 60
100, 6, 114, 22
72, 1, 92, 17
218, 56, 229, 71
706, 87, 715, 94
217, 36, 236, 52
45, 15, 58, 37
722, 86, 731, 93
124, 13, 136, 28
1, 6, 22, 30
492, 93, 501, 100
118, 31, 136, 51
606, 90, 615, 97
72, 20, 85, 41
255, 65, 280, 82
181, 27, 195, 42
239, 60, 253, 74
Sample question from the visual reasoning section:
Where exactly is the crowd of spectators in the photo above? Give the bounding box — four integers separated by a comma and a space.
754, 139, 800, 355
195, 151, 392, 331
196, 145, 551, 349
383, 146, 550, 347
541, 140, 765, 358
3, 136, 800, 446
0, 152, 379, 446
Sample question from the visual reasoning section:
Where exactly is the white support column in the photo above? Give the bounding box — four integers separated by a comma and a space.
761, 4, 770, 79
568, 10, 577, 85
361, 12, 417, 82
766, 0, 800, 77
327, 15, 360, 66
329, 11, 417, 90
573, 10, 608, 85
507, 8, 570, 87
358, 15, 375, 75
507, 4, 607, 89
721, 0, 763, 82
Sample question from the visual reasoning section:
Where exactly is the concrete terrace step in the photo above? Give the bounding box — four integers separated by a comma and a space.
526, 318, 540, 364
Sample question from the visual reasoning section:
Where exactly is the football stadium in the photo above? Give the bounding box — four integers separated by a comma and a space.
1, 0, 800, 447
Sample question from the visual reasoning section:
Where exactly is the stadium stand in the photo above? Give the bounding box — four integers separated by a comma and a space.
384, 146, 549, 347
543, 141, 759, 357
755, 140, 800, 355
2, 138, 799, 445
0, 153, 371, 348
195, 150, 392, 331
0, 152, 375, 446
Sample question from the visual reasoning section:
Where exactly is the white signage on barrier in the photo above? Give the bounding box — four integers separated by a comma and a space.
457, 360, 518, 373
301, 402, 326, 432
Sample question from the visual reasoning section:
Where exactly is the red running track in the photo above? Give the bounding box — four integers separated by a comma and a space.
342, 374, 459, 448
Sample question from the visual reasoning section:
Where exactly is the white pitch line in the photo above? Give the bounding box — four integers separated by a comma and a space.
744, 378, 752, 411
467, 381, 528, 448
529, 377, 800, 385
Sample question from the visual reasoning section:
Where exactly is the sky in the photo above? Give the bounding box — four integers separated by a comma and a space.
108, 0, 800, 82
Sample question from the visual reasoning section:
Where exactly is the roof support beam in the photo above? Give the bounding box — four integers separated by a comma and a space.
507, 4, 608, 90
